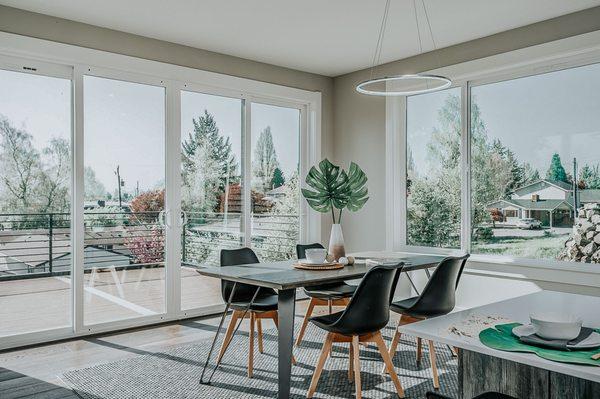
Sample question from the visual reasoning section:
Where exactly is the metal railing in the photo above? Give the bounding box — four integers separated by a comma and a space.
0, 210, 299, 280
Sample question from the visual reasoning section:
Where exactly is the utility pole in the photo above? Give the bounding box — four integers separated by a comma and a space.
136, 180, 140, 197
115, 165, 123, 208
573, 158, 579, 220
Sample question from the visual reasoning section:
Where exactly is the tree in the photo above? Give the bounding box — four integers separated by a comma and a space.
181, 142, 221, 214
84, 166, 107, 200
182, 110, 238, 191
252, 126, 280, 192
38, 137, 70, 213
271, 167, 285, 189
580, 164, 600, 189
0, 116, 42, 213
130, 189, 164, 223
546, 153, 569, 183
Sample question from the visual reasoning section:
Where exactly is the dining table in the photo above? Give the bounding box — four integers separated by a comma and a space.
194, 252, 446, 399
401, 290, 600, 398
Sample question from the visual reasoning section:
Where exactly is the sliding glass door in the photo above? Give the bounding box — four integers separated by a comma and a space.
250, 102, 301, 261
0, 50, 317, 349
0, 63, 73, 337
83, 75, 167, 325
179, 90, 244, 310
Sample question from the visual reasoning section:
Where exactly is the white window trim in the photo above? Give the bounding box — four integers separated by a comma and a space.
0, 32, 321, 350
386, 29, 600, 275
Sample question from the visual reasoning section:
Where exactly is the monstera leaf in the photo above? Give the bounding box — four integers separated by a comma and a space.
301, 159, 369, 223
345, 162, 369, 212
301, 159, 349, 218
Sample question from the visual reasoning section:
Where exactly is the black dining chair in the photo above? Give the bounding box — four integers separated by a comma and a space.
216, 247, 294, 378
386, 254, 470, 389
307, 262, 405, 399
426, 391, 516, 399
295, 243, 357, 347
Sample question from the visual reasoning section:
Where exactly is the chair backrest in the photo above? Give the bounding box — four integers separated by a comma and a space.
407, 254, 470, 318
328, 263, 404, 335
220, 248, 274, 303
296, 243, 325, 260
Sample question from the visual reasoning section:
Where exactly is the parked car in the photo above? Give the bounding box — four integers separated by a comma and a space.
516, 218, 542, 230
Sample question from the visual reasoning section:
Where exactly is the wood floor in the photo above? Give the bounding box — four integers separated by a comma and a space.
0, 299, 344, 398
0, 266, 223, 337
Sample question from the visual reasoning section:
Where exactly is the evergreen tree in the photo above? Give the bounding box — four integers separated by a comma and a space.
271, 167, 285, 189
546, 153, 569, 183
252, 126, 280, 192
182, 110, 238, 191
580, 164, 600, 189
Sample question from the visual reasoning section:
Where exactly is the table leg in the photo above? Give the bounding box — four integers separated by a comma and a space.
277, 288, 296, 399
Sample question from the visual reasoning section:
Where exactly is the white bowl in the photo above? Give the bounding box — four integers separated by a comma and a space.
530, 312, 582, 340
305, 248, 327, 264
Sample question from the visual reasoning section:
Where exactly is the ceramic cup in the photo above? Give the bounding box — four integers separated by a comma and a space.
530, 312, 583, 340
305, 248, 327, 264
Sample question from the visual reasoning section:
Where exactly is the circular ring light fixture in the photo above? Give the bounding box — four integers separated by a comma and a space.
356, 74, 452, 96
357, 0, 451, 97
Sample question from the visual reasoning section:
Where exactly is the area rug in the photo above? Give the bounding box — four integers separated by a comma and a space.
62, 322, 458, 399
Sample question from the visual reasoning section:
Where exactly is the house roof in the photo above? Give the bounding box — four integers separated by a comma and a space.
487, 198, 573, 211
512, 179, 572, 196
568, 189, 600, 203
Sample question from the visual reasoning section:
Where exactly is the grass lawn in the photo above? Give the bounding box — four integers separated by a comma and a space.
472, 231, 569, 260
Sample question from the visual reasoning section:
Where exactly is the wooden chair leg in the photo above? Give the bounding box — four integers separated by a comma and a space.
428, 340, 440, 389
307, 333, 334, 398
348, 342, 354, 382
382, 319, 402, 374
374, 332, 405, 398
296, 298, 316, 347
248, 312, 255, 378
352, 335, 362, 399
416, 337, 423, 364
328, 299, 333, 314
257, 319, 264, 353
216, 310, 239, 364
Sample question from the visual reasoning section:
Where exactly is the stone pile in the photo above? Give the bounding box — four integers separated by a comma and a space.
558, 203, 600, 263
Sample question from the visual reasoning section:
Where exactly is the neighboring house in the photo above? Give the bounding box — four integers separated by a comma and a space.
486, 179, 600, 227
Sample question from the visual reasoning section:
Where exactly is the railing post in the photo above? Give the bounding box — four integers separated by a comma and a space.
48, 213, 53, 274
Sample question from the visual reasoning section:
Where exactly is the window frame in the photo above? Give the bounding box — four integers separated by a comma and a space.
388, 32, 600, 274
0, 32, 321, 350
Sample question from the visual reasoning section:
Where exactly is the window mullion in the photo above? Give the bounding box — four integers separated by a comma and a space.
460, 82, 472, 253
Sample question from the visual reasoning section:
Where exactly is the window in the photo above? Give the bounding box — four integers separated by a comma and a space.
83, 75, 166, 325
406, 87, 461, 248
400, 60, 600, 266
471, 63, 600, 262
0, 67, 72, 337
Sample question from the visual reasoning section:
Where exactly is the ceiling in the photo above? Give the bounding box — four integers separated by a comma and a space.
2, 0, 600, 76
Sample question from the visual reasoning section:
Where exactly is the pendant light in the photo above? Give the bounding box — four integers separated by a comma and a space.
356, 0, 451, 96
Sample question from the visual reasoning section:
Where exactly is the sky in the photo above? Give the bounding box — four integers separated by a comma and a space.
408, 62, 600, 177
0, 70, 299, 199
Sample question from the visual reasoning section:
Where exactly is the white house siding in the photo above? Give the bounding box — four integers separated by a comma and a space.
511, 185, 567, 200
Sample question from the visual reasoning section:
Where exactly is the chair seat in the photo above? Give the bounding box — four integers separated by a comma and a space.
303, 282, 356, 299
390, 296, 419, 313
309, 311, 345, 333
230, 293, 278, 312
391, 296, 445, 318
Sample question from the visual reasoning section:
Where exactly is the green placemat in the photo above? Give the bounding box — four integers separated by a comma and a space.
479, 323, 600, 367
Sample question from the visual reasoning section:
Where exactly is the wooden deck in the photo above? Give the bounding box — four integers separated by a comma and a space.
0, 266, 223, 337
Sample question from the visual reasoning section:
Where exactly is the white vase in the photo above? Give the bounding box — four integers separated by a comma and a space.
328, 223, 346, 261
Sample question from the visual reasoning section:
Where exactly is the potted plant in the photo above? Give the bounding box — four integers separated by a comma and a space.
301, 159, 369, 260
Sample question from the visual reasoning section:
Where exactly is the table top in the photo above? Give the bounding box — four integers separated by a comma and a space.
194, 253, 445, 290
400, 290, 600, 383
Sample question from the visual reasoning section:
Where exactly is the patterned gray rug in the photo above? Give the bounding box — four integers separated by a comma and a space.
63, 321, 458, 399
